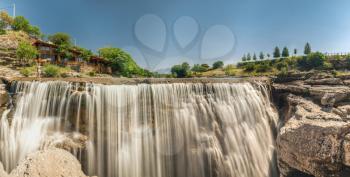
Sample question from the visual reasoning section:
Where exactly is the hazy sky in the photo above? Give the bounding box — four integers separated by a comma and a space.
1, 0, 350, 71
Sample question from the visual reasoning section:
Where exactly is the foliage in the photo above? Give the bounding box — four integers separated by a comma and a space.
273, 47, 281, 58
282, 47, 289, 57
253, 53, 257, 60
297, 52, 326, 70
304, 42, 311, 55
171, 62, 191, 78
16, 41, 39, 65
201, 64, 210, 70
48, 32, 72, 46
224, 64, 237, 76
244, 62, 255, 72
88, 71, 96, 77
27, 25, 42, 38
11, 16, 30, 31
242, 55, 247, 62
255, 63, 272, 73
0, 11, 13, 28
43, 64, 60, 77
247, 53, 251, 61
75, 47, 93, 61
213, 61, 224, 69
294, 49, 297, 55
20, 66, 36, 77
192, 64, 208, 72
259, 52, 264, 60
98, 47, 145, 77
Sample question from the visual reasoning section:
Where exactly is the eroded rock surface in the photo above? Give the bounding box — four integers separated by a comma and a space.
10, 148, 89, 177
274, 72, 350, 177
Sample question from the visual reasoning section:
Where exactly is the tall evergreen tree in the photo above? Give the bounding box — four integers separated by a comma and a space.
304, 42, 311, 55
282, 47, 289, 57
247, 53, 251, 61
253, 53, 257, 60
273, 47, 281, 58
267, 53, 270, 58
242, 54, 247, 62
294, 48, 297, 55
259, 52, 264, 60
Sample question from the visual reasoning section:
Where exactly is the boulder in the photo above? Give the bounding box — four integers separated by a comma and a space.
277, 94, 350, 177
10, 148, 89, 177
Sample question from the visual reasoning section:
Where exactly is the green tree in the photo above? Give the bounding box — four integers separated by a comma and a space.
273, 47, 281, 58
11, 16, 30, 31
0, 11, 13, 27
171, 62, 191, 78
75, 47, 93, 61
267, 53, 271, 58
304, 42, 311, 55
213, 61, 224, 69
201, 64, 210, 70
16, 41, 39, 65
294, 49, 297, 55
98, 47, 143, 76
259, 52, 264, 60
282, 47, 289, 57
242, 54, 247, 62
27, 26, 42, 38
191, 64, 207, 72
247, 53, 251, 61
253, 53, 257, 61
48, 33, 72, 46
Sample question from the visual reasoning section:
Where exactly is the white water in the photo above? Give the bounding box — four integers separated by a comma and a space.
0, 81, 278, 177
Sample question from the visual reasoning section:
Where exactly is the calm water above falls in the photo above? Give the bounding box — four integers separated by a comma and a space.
0, 81, 278, 177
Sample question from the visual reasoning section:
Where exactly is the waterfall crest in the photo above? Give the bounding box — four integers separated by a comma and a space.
0, 81, 278, 177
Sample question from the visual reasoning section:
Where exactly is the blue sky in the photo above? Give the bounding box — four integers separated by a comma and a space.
1, 0, 350, 71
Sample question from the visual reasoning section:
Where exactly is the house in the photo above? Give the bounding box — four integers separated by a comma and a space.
33, 39, 111, 74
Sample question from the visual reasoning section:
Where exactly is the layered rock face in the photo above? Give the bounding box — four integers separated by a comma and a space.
274, 72, 350, 177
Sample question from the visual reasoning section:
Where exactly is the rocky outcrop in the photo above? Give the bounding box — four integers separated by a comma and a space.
274, 71, 350, 177
10, 148, 90, 177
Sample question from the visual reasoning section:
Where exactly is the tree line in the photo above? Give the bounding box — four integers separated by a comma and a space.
241, 42, 312, 62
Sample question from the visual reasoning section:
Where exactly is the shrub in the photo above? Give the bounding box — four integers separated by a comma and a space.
255, 63, 272, 73
43, 64, 60, 77
224, 64, 237, 76
212, 61, 224, 69
244, 63, 255, 72
88, 71, 96, 77
20, 66, 36, 77
307, 52, 326, 69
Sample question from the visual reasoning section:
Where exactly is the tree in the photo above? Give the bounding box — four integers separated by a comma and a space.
242, 54, 247, 62
267, 53, 271, 58
253, 53, 257, 61
11, 16, 30, 31
48, 33, 72, 46
259, 52, 264, 60
201, 64, 210, 70
16, 41, 39, 65
0, 11, 13, 28
294, 49, 297, 55
191, 64, 207, 72
273, 47, 281, 58
247, 53, 251, 61
304, 42, 311, 55
213, 61, 224, 69
282, 47, 289, 57
171, 62, 190, 78
98, 47, 143, 76
75, 47, 93, 61
27, 26, 42, 38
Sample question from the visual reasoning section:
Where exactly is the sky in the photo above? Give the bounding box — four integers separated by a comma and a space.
1, 0, 350, 71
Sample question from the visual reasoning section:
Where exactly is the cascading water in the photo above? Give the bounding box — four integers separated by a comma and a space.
0, 80, 278, 177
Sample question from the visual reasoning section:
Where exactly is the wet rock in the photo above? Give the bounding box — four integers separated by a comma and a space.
0, 84, 9, 107
305, 78, 343, 85
41, 132, 88, 151
10, 148, 89, 177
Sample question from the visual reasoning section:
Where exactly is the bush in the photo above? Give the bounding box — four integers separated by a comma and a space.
43, 64, 60, 77
88, 71, 96, 77
20, 66, 36, 77
224, 64, 237, 76
212, 61, 224, 69
255, 63, 272, 73
298, 52, 326, 70
244, 63, 255, 72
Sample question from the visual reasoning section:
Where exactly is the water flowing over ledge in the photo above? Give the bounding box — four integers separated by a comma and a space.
0, 79, 278, 177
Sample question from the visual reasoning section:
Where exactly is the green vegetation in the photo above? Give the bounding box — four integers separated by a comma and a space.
273, 47, 281, 58
20, 66, 36, 77
43, 64, 60, 77
213, 61, 224, 69
171, 62, 191, 78
304, 42, 311, 55
16, 41, 39, 65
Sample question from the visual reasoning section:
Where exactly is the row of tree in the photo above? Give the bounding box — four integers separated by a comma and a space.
242, 43, 312, 62
171, 61, 224, 78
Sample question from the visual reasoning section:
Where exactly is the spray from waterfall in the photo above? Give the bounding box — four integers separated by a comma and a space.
0, 81, 278, 177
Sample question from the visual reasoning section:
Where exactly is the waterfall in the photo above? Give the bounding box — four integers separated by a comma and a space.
0, 81, 278, 177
